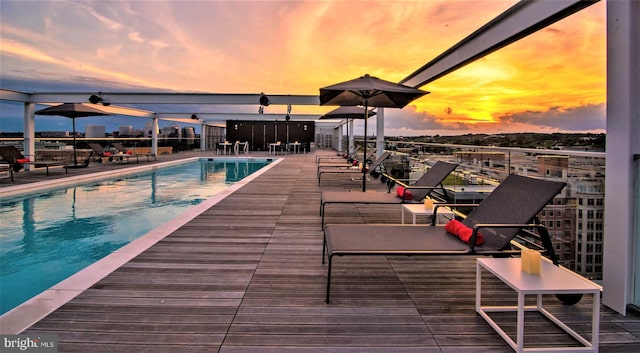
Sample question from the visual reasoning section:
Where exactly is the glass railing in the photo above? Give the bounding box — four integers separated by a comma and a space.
0, 137, 202, 162
378, 141, 606, 280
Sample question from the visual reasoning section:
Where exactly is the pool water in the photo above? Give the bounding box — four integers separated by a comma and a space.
0, 158, 271, 315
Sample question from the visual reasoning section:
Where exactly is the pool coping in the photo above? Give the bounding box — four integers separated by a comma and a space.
0, 156, 283, 334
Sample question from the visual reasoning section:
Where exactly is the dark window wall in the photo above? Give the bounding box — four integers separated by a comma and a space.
226, 120, 315, 151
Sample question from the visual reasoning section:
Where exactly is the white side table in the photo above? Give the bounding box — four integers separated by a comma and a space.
476, 258, 601, 353
401, 203, 454, 224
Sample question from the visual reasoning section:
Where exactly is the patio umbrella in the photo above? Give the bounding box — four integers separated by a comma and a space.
35, 103, 113, 167
319, 74, 428, 191
320, 106, 376, 156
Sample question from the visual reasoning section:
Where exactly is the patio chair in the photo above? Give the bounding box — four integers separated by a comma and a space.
317, 151, 392, 185
322, 174, 566, 303
320, 161, 458, 228
0, 145, 68, 179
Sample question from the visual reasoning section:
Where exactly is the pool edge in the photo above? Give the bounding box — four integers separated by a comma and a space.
0, 157, 283, 334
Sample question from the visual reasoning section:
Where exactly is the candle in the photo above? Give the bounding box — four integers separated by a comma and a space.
521, 248, 541, 275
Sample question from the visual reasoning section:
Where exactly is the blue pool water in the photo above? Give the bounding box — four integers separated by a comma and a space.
0, 158, 271, 315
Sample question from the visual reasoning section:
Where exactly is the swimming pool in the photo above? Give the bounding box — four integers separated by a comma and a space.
0, 157, 275, 316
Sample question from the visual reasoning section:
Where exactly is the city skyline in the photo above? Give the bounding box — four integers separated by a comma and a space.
1, 1, 606, 135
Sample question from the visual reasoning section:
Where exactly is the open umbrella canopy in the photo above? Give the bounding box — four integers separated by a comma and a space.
319, 106, 376, 120
35, 103, 113, 118
35, 103, 113, 167
319, 74, 429, 191
319, 74, 429, 108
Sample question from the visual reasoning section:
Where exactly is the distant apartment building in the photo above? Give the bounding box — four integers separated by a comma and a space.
573, 178, 605, 279
38, 131, 71, 138
143, 121, 158, 137
85, 125, 105, 138
535, 156, 605, 280
159, 124, 181, 139
118, 125, 133, 136
454, 151, 506, 166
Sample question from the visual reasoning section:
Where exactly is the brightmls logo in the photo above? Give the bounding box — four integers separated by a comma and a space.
0, 335, 57, 353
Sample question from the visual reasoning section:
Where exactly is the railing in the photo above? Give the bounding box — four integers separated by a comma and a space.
0, 137, 203, 162
377, 141, 606, 281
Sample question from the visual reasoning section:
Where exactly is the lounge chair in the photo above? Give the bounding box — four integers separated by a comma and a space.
316, 146, 362, 164
322, 174, 566, 303
88, 143, 114, 162
316, 149, 377, 174
0, 145, 68, 180
317, 151, 392, 185
319, 161, 458, 227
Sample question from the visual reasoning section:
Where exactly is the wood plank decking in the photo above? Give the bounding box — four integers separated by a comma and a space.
2, 151, 639, 352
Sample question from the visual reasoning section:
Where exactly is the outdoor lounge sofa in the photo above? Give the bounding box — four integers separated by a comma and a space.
320, 161, 458, 227
89, 143, 152, 164
112, 142, 157, 162
322, 174, 566, 303
0, 145, 68, 180
317, 151, 391, 185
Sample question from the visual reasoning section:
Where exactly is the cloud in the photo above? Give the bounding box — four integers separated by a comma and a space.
128, 32, 143, 43
82, 3, 124, 31
1, 0, 607, 136
498, 104, 606, 132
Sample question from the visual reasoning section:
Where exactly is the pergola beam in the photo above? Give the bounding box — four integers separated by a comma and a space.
0, 90, 320, 106
158, 113, 320, 123
400, 0, 599, 88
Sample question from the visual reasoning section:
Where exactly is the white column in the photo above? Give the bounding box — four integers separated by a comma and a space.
200, 124, 206, 151
151, 116, 159, 156
602, 0, 640, 315
376, 108, 385, 158
23, 103, 35, 170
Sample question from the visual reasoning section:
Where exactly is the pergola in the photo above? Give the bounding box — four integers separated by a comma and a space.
0, 0, 637, 315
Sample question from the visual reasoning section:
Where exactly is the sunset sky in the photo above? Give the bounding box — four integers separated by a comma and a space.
0, 0, 606, 136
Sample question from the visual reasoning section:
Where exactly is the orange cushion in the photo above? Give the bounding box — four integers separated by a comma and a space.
103, 151, 112, 156
396, 186, 412, 200
445, 219, 484, 245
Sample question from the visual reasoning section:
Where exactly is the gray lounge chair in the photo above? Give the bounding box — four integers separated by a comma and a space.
322, 174, 566, 303
316, 149, 377, 175
88, 143, 113, 162
317, 151, 392, 185
0, 145, 68, 179
316, 146, 362, 164
320, 161, 458, 227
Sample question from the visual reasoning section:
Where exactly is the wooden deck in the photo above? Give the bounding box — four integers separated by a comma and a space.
2, 151, 639, 352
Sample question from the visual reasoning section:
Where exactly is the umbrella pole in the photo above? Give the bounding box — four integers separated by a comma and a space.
347, 118, 351, 154
362, 102, 368, 192
72, 117, 78, 166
